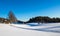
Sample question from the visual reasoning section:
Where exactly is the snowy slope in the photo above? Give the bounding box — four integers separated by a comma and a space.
0, 23, 60, 36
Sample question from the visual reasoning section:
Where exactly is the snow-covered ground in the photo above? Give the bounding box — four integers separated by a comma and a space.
0, 23, 60, 36
11, 23, 60, 32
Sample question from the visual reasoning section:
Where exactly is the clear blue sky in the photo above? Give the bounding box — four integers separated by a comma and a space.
0, 0, 60, 21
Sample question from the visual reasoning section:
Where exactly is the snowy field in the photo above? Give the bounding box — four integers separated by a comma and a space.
0, 23, 60, 36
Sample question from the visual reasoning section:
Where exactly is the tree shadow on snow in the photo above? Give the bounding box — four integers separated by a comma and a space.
42, 26, 60, 29
10, 25, 60, 33
27, 23, 47, 26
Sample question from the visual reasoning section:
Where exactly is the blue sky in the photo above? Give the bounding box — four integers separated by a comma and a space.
0, 0, 60, 21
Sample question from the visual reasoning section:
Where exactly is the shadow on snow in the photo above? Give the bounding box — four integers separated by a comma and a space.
10, 25, 60, 33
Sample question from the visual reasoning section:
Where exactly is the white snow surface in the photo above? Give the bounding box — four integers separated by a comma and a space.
0, 23, 60, 36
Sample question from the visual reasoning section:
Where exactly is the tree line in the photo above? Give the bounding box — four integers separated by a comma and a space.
26, 16, 60, 23
0, 11, 60, 24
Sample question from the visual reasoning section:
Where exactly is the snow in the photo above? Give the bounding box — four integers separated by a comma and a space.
11, 23, 60, 30
0, 23, 60, 36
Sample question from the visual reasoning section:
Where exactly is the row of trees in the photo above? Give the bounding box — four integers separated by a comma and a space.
0, 11, 60, 24
27, 16, 60, 23
0, 18, 10, 24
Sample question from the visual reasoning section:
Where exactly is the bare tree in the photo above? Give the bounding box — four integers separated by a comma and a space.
8, 11, 17, 23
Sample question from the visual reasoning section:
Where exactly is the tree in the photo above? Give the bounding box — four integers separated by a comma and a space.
8, 11, 17, 23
